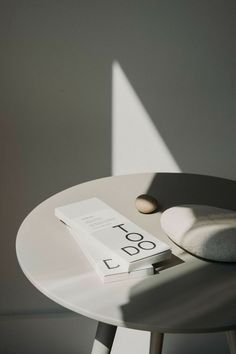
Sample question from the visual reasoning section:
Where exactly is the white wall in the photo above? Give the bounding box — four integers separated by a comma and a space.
0, 1, 235, 353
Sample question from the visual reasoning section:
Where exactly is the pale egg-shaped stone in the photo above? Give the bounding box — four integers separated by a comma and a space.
160, 204, 236, 262
135, 194, 159, 214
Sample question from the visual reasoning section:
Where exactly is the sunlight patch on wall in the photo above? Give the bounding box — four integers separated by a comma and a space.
112, 61, 180, 175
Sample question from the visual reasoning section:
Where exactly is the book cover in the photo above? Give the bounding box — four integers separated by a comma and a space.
55, 198, 171, 271
69, 228, 154, 282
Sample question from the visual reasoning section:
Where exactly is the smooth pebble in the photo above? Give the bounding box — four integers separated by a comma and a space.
135, 194, 159, 214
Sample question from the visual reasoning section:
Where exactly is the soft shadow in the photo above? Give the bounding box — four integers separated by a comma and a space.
121, 261, 236, 333
121, 173, 236, 333
147, 173, 236, 211
153, 254, 184, 274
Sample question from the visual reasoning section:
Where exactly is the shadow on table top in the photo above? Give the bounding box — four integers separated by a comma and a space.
120, 173, 236, 333
120, 259, 236, 333
146, 173, 236, 212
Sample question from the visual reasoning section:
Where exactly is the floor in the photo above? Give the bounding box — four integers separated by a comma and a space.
0, 313, 229, 354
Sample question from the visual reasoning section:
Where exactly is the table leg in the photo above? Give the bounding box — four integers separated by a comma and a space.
227, 330, 236, 354
149, 332, 164, 354
91, 322, 117, 354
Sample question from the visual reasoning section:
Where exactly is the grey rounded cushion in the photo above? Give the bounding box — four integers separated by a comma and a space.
160, 205, 236, 262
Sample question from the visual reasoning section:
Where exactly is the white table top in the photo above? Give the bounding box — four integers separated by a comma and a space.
16, 173, 236, 333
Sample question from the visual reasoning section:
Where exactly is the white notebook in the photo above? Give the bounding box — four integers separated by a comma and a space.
55, 198, 171, 271
69, 228, 154, 282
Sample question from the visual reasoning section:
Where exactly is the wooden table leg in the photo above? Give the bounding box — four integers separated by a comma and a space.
227, 330, 236, 354
91, 322, 117, 354
149, 332, 164, 354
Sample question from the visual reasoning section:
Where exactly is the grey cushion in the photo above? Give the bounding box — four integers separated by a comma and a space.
160, 205, 236, 262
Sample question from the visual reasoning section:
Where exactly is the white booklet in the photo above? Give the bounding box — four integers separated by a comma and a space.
55, 198, 171, 271
69, 228, 154, 282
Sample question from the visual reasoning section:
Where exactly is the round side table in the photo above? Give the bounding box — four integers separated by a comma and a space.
16, 173, 236, 354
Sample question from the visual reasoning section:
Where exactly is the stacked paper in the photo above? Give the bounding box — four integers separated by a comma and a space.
55, 198, 171, 282
69, 228, 154, 282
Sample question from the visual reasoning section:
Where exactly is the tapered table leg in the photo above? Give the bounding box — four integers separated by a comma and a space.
91, 322, 117, 354
227, 330, 236, 354
149, 332, 164, 354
